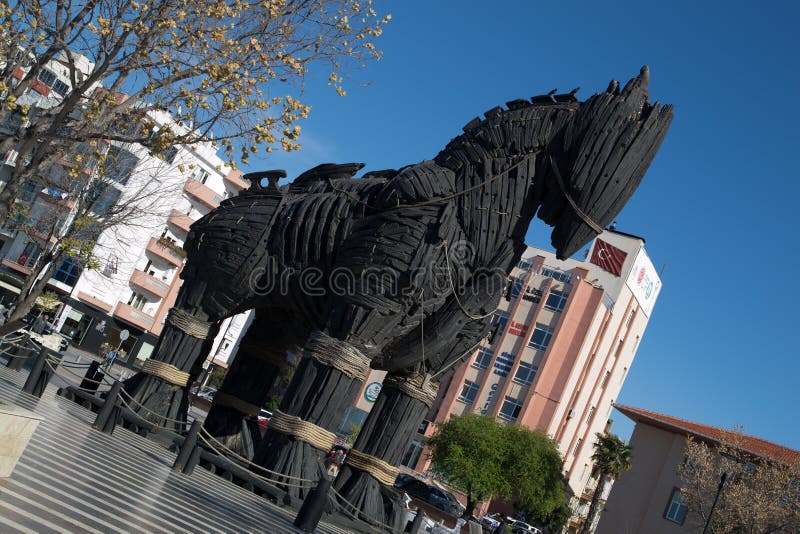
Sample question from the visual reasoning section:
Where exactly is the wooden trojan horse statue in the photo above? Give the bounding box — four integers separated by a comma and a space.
122, 67, 672, 529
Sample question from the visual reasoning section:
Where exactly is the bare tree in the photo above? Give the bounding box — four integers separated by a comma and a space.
0, 0, 390, 216
678, 436, 800, 533
4, 140, 188, 323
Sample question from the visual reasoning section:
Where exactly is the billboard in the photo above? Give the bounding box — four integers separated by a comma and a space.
625, 249, 662, 316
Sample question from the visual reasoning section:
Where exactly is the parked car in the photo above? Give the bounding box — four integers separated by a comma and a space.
196, 387, 217, 401
257, 409, 272, 429
506, 519, 542, 534
393, 476, 464, 517
480, 513, 502, 530
427, 486, 464, 517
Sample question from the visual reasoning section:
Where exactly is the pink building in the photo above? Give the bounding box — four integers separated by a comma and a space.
597, 405, 800, 534
386, 230, 663, 520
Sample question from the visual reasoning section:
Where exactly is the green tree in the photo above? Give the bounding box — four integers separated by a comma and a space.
580, 433, 632, 534
428, 414, 509, 518
428, 414, 567, 521
505, 425, 569, 529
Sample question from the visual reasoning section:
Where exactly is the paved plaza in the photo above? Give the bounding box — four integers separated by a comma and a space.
0, 363, 350, 534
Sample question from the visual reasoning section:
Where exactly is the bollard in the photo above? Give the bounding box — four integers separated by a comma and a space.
182, 443, 203, 476
79, 360, 104, 394
173, 420, 202, 473
294, 475, 332, 532
92, 381, 122, 432
22, 346, 54, 396
409, 509, 427, 534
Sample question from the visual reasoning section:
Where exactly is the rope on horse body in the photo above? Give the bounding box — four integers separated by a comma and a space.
167, 308, 214, 340
141, 359, 190, 387
305, 331, 371, 381
212, 391, 260, 416
268, 409, 337, 452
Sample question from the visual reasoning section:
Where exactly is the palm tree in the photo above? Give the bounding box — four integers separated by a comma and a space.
580, 432, 632, 534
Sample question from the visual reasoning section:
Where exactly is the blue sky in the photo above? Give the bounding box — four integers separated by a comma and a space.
247, 1, 800, 450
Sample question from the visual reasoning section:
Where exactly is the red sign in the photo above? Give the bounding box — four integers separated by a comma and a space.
589, 239, 628, 276
508, 321, 529, 336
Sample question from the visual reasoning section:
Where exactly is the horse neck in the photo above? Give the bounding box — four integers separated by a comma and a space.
434, 104, 577, 264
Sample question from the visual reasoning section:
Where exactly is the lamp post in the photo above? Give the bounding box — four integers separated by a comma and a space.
702, 472, 729, 534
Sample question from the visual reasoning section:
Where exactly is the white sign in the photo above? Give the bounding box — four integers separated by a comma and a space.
625, 249, 662, 317
119, 329, 130, 341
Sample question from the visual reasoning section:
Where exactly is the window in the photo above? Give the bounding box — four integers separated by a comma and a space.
509, 277, 525, 298
488, 312, 508, 343
473, 348, 493, 370
498, 396, 522, 422
128, 292, 148, 310
544, 289, 568, 312
626, 309, 636, 327
458, 380, 479, 405
528, 324, 554, 351
542, 267, 572, 283
517, 260, 532, 271
513, 361, 538, 386
36, 68, 57, 87
53, 257, 82, 287
52, 79, 70, 97
573, 438, 582, 456
586, 406, 595, 425
665, 488, 687, 524
192, 167, 210, 184
164, 145, 179, 164
401, 440, 425, 469
103, 255, 119, 276
601, 371, 611, 389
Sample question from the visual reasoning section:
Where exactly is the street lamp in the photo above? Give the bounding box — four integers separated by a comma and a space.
702, 471, 729, 534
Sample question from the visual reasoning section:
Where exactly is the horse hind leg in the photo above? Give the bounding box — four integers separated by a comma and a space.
202, 311, 304, 459
252, 331, 371, 502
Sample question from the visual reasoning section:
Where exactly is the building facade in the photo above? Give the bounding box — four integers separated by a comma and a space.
0, 52, 253, 369
371, 230, 664, 521
596, 405, 800, 534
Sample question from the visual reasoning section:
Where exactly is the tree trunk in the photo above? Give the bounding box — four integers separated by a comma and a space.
581, 473, 607, 534
332, 375, 432, 531
253, 354, 364, 502
7, 251, 60, 324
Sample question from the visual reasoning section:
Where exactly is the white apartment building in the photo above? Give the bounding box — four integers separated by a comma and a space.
0, 52, 253, 369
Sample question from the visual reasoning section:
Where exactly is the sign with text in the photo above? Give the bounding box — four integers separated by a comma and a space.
625, 249, 662, 317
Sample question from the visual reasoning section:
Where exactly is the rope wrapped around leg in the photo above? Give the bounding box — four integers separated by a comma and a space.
167, 308, 214, 340
141, 360, 190, 386
382, 372, 439, 408
304, 331, 370, 381
344, 448, 400, 486
268, 409, 337, 452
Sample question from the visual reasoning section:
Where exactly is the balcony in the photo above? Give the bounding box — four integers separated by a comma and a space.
167, 209, 194, 235
184, 178, 223, 210
130, 269, 170, 299
113, 301, 155, 332
76, 291, 113, 313
223, 169, 248, 191
145, 237, 185, 267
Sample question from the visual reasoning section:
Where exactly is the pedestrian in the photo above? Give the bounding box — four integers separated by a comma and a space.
104, 348, 117, 369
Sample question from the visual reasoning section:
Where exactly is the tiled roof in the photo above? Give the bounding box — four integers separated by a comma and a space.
615, 404, 800, 465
